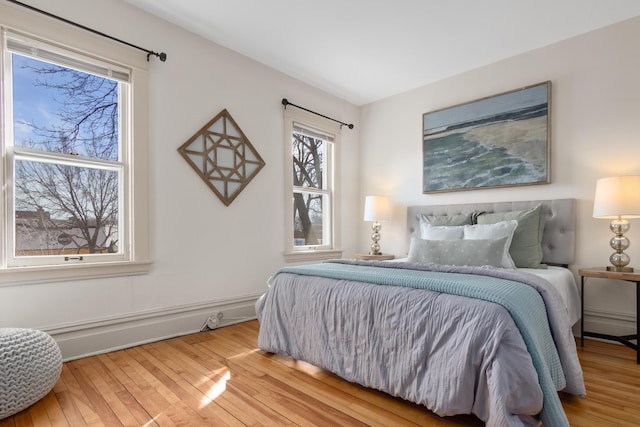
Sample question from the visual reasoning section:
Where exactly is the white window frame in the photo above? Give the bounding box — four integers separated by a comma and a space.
284, 108, 342, 262
0, 9, 151, 285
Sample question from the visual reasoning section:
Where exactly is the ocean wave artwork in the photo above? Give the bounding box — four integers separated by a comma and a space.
423, 82, 550, 193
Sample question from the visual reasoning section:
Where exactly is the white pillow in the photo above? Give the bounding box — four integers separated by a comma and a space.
407, 237, 508, 267
420, 223, 464, 240
463, 220, 518, 269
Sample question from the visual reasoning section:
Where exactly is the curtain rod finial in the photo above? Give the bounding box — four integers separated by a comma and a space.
282, 98, 289, 107
147, 51, 167, 62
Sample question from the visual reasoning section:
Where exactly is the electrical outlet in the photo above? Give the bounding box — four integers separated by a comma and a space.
206, 311, 224, 329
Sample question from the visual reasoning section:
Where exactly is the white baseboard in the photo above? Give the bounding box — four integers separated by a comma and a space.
44, 293, 262, 361
582, 308, 637, 337
45, 296, 634, 361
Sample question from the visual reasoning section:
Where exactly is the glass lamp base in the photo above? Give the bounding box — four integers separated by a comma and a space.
607, 218, 634, 273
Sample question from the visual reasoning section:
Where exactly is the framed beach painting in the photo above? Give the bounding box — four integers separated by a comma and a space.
423, 81, 551, 193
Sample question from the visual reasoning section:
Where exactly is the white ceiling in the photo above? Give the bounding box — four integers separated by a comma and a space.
123, 0, 640, 105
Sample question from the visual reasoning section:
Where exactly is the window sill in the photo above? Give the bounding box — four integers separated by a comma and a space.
284, 249, 343, 263
0, 260, 153, 287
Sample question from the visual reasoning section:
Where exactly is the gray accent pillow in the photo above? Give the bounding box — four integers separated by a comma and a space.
407, 237, 508, 267
476, 204, 545, 268
419, 213, 473, 226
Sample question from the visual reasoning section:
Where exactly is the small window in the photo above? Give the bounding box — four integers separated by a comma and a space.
284, 110, 342, 261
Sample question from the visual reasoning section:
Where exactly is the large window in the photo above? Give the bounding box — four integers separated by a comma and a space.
0, 27, 150, 282
284, 110, 341, 261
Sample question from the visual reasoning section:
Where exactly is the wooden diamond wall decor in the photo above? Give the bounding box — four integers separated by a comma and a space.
178, 109, 265, 206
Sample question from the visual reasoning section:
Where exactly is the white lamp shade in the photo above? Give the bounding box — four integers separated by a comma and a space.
593, 175, 640, 219
363, 196, 391, 221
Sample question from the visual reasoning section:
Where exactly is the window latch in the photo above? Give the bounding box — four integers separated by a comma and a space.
64, 256, 84, 261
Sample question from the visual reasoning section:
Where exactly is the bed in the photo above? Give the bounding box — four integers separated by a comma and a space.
256, 199, 585, 426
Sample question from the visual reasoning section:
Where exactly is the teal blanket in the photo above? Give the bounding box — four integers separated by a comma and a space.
275, 261, 569, 427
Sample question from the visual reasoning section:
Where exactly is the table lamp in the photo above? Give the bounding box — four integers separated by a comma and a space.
593, 175, 640, 272
363, 196, 391, 255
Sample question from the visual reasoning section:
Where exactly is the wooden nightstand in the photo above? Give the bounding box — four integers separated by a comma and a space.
355, 254, 395, 261
579, 267, 639, 364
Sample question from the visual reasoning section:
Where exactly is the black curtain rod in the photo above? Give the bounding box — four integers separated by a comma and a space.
6, 0, 167, 62
282, 98, 354, 129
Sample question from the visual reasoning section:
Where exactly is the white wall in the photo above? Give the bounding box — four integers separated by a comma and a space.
0, 0, 361, 359
360, 16, 640, 336
2, 1, 637, 357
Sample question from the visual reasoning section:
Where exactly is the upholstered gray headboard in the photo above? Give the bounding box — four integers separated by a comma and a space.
407, 199, 576, 266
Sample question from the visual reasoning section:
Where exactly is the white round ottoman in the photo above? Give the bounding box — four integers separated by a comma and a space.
0, 328, 62, 419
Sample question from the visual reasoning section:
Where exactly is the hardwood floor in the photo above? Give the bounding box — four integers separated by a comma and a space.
1, 320, 639, 426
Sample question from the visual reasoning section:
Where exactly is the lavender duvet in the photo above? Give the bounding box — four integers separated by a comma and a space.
255, 260, 585, 426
